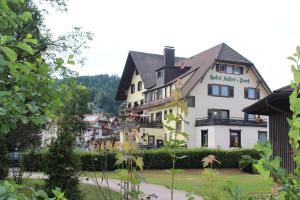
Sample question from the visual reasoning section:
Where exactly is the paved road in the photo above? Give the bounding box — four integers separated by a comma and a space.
16, 172, 203, 200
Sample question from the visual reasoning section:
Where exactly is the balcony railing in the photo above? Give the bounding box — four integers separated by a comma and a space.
195, 117, 267, 127
140, 121, 163, 128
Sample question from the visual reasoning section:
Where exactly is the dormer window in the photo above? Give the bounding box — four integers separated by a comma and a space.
130, 84, 135, 94
216, 63, 244, 75
157, 70, 163, 78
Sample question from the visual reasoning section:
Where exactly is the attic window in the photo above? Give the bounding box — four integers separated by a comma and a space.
216, 63, 244, 75
136, 69, 139, 75
138, 81, 143, 91
130, 84, 135, 94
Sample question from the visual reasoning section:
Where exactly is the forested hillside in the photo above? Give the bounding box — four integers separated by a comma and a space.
76, 74, 123, 116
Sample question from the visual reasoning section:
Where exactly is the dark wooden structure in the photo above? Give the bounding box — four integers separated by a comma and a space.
243, 86, 296, 172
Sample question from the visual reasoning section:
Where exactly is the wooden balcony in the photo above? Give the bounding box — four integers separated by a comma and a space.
195, 117, 267, 127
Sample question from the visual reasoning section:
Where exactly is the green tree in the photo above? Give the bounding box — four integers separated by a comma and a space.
76, 74, 122, 116
0, 134, 8, 180
163, 83, 189, 200
44, 83, 90, 200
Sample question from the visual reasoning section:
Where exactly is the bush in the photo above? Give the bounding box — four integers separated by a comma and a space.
0, 134, 9, 180
239, 155, 257, 174
44, 132, 81, 200
23, 148, 260, 171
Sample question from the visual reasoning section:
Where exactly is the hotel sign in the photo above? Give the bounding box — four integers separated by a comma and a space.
209, 75, 250, 84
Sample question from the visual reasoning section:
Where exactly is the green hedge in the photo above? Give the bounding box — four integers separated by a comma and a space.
22, 148, 260, 171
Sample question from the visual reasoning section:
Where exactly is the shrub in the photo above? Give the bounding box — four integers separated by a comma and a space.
239, 155, 257, 173
44, 132, 81, 200
0, 134, 9, 180
23, 148, 259, 171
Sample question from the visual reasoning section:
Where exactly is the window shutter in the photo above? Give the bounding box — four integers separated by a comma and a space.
229, 86, 234, 97
244, 88, 248, 98
208, 109, 212, 118
208, 84, 212, 95
256, 89, 260, 99
216, 64, 220, 72
240, 67, 244, 75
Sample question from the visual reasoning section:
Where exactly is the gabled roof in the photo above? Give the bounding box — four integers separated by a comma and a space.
115, 51, 184, 100
179, 43, 271, 96
116, 43, 271, 101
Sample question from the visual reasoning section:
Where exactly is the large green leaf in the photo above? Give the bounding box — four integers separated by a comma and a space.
18, 11, 32, 22
0, 124, 10, 134
0, 46, 17, 62
17, 42, 34, 55
0, 107, 7, 115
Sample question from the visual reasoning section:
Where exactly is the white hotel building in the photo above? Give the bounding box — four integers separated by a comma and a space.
116, 43, 270, 149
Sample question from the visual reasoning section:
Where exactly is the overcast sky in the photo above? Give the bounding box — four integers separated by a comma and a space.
44, 0, 300, 90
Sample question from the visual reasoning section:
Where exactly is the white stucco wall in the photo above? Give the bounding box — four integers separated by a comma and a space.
186, 64, 269, 148
126, 70, 145, 106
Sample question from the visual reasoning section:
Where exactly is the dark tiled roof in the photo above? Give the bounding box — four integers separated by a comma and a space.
216, 43, 252, 64
116, 43, 271, 101
130, 51, 185, 88
115, 51, 185, 100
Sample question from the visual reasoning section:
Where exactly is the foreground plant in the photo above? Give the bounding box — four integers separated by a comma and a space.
163, 83, 189, 200
115, 129, 144, 200
0, 181, 67, 200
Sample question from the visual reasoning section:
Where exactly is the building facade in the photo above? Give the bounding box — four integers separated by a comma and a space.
83, 113, 119, 150
116, 43, 271, 149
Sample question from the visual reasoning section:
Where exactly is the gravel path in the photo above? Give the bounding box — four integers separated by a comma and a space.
15, 172, 203, 200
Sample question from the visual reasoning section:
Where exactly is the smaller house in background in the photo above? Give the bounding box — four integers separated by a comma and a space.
40, 122, 58, 147
83, 113, 119, 150
243, 86, 295, 172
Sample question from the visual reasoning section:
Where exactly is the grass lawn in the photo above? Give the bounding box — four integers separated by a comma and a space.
82, 169, 274, 199
0, 178, 120, 200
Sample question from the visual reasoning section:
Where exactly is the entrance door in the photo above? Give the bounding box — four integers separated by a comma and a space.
148, 135, 155, 146
201, 130, 208, 147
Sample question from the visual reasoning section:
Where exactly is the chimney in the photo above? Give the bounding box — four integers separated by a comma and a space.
164, 46, 175, 66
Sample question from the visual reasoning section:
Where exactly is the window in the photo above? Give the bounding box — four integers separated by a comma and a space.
176, 121, 182, 132
187, 96, 195, 107
156, 112, 162, 122
138, 81, 143, 91
245, 114, 255, 121
150, 113, 154, 122
140, 99, 144, 105
145, 92, 153, 102
230, 129, 241, 147
157, 70, 163, 78
216, 63, 244, 75
212, 85, 219, 96
201, 130, 208, 147
156, 89, 162, 100
128, 103, 132, 108
130, 84, 135, 94
134, 101, 138, 107
226, 65, 233, 74
234, 67, 241, 75
208, 84, 234, 97
208, 109, 229, 119
221, 85, 229, 96
258, 131, 268, 143
244, 88, 260, 99
169, 109, 173, 114
164, 110, 168, 120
